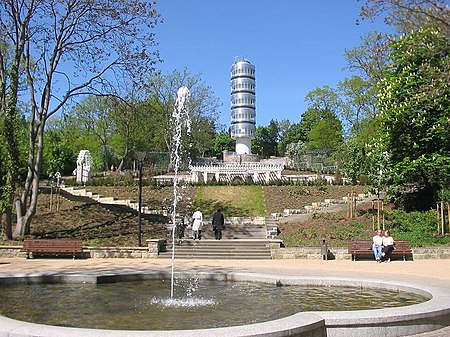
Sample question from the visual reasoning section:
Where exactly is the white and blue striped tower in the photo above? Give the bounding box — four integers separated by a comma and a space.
230, 58, 256, 155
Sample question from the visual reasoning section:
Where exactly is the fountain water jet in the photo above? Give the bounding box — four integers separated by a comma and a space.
169, 86, 191, 298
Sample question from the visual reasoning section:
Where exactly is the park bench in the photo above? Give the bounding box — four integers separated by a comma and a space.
22, 238, 83, 259
348, 239, 412, 261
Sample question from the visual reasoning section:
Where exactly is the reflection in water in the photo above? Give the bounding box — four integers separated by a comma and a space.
0, 279, 427, 330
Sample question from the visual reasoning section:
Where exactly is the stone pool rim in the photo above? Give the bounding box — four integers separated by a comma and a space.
0, 270, 449, 337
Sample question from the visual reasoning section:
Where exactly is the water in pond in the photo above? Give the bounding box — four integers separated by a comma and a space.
0, 278, 427, 330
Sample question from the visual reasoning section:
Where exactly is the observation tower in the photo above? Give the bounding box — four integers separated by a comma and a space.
189, 58, 284, 185
230, 58, 256, 155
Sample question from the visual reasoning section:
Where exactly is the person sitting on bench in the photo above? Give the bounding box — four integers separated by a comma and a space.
381, 230, 395, 262
372, 229, 383, 262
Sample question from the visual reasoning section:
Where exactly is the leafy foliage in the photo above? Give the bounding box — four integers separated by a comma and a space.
253, 120, 280, 158
344, 32, 391, 83
360, 0, 450, 38
307, 117, 343, 152
145, 69, 221, 160
213, 131, 234, 158
375, 27, 450, 209
386, 210, 450, 246
43, 128, 75, 177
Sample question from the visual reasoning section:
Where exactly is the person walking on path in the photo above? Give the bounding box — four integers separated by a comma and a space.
372, 229, 383, 262
191, 209, 203, 240
212, 208, 225, 240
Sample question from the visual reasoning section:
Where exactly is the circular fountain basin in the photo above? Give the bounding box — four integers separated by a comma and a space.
0, 270, 449, 337
0, 276, 427, 330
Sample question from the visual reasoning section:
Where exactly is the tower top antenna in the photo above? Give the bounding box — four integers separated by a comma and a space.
234, 56, 248, 63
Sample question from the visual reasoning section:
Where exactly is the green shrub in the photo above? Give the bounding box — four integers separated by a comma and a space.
384, 210, 450, 247
333, 222, 367, 241
280, 228, 322, 247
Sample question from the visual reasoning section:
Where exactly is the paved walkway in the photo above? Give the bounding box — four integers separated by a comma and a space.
0, 257, 449, 336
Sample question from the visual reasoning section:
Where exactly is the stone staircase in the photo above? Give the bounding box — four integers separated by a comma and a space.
159, 239, 272, 259
61, 186, 167, 216
162, 217, 272, 259
161, 217, 275, 259
185, 216, 267, 240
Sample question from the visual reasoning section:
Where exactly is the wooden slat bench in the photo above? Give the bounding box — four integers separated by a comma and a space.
22, 239, 83, 259
348, 239, 412, 261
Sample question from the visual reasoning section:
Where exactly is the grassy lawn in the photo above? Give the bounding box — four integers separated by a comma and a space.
193, 185, 266, 217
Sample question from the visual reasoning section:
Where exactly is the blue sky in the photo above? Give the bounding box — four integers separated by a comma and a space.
154, 0, 391, 128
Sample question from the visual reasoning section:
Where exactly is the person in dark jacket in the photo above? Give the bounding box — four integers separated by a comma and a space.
212, 208, 225, 240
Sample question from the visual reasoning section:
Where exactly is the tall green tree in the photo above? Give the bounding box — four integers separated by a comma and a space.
109, 98, 144, 172
43, 126, 75, 177
344, 32, 392, 84
336, 76, 378, 182
307, 117, 343, 153
339, 31, 392, 185
145, 69, 221, 163
0, 12, 29, 239
253, 120, 280, 158
213, 130, 234, 158
283, 123, 305, 145
301, 86, 344, 152
360, 0, 450, 37
71, 96, 116, 171
338, 76, 377, 136
275, 119, 292, 155
1, 0, 160, 238
374, 27, 450, 209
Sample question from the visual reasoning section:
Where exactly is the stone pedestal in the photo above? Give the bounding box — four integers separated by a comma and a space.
146, 239, 167, 256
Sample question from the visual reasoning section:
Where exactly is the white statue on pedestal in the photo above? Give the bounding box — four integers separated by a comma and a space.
75, 150, 93, 183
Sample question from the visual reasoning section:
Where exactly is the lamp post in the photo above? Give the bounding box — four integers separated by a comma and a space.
136, 152, 146, 247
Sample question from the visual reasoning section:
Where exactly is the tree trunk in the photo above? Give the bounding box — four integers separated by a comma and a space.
437, 203, 440, 233
2, 62, 22, 241
117, 144, 129, 172
446, 202, 449, 235
1, 0, 33, 240
1, 209, 12, 240
13, 121, 45, 238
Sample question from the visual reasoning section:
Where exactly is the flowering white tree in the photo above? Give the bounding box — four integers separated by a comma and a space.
374, 27, 450, 209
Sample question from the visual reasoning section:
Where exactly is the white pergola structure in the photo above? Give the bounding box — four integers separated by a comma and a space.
190, 162, 284, 184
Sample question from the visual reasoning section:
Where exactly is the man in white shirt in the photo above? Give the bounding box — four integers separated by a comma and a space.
372, 229, 383, 262
191, 210, 203, 240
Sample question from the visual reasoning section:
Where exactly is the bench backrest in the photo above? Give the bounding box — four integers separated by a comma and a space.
348, 240, 372, 251
23, 239, 83, 250
348, 239, 411, 251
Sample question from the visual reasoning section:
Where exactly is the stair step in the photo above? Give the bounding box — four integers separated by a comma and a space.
158, 254, 271, 259
167, 241, 269, 246
159, 239, 272, 259
167, 248, 270, 253
165, 249, 270, 254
